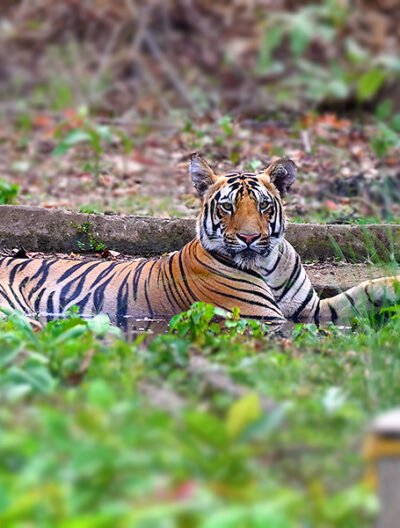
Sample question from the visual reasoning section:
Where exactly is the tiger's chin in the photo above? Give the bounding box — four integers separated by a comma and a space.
200, 234, 281, 271
232, 249, 267, 270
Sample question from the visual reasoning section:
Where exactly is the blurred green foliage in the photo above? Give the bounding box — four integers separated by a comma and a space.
2, 301, 400, 525
0, 180, 19, 205
257, 1, 400, 109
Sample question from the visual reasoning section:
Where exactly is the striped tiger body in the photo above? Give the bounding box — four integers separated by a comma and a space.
0, 239, 284, 323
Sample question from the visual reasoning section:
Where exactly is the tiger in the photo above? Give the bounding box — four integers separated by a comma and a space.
0, 153, 398, 326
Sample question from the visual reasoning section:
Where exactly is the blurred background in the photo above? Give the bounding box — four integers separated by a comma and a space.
0, 0, 399, 220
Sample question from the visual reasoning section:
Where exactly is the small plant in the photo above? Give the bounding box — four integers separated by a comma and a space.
169, 302, 268, 342
244, 159, 263, 172
218, 115, 234, 137
73, 221, 107, 252
0, 180, 19, 205
370, 122, 400, 158
169, 302, 222, 341
52, 111, 117, 180
79, 205, 101, 214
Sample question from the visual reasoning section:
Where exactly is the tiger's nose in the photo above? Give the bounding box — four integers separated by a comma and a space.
237, 232, 260, 246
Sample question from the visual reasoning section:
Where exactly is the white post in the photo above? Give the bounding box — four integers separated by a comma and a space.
365, 409, 400, 528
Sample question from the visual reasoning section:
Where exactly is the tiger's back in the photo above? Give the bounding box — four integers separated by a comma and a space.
0, 240, 285, 323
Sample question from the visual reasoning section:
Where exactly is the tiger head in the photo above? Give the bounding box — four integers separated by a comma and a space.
189, 154, 297, 269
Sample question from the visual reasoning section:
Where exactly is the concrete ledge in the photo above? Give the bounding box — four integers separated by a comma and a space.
0, 205, 399, 263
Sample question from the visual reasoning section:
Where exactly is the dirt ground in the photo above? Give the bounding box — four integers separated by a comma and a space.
1, 110, 400, 224
1, 1, 400, 223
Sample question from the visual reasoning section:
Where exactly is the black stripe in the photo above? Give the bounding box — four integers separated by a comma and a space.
194, 251, 262, 282
163, 256, 184, 309
33, 287, 46, 313
314, 299, 321, 325
344, 293, 356, 307
290, 274, 308, 301
47, 292, 55, 315
116, 273, 130, 327
211, 277, 277, 307
143, 259, 158, 318
56, 261, 95, 284
89, 262, 119, 288
143, 280, 153, 318
9, 260, 32, 289
160, 263, 178, 309
365, 288, 381, 309
328, 303, 338, 323
262, 254, 281, 275
291, 288, 315, 322
17, 276, 31, 312
59, 262, 101, 309
132, 260, 147, 301
168, 254, 189, 308
276, 255, 301, 300
0, 286, 17, 309
28, 259, 58, 300
93, 275, 115, 313
177, 250, 198, 304
196, 277, 283, 316
77, 292, 91, 314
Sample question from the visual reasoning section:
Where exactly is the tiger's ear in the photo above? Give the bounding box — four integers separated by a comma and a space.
264, 158, 297, 196
189, 154, 218, 197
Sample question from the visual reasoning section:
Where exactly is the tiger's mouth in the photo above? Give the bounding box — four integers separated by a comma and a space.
239, 247, 265, 258
228, 243, 270, 258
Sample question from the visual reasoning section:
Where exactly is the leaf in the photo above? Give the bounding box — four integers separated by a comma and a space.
225, 393, 262, 439
290, 13, 313, 57
322, 386, 346, 413
52, 129, 91, 156
6, 364, 56, 394
375, 99, 393, 121
185, 411, 228, 448
87, 314, 112, 336
357, 69, 386, 101
326, 79, 350, 99
345, 37, 368, 64
201, 500, 297, 528
62, 129, 92, 145
257, 26, 284, 71
214, 307, 230, 319
0, 346, 23, 369
242, 403, 291, 441
370, 122, 400, 157
52, 325, 88, 346
390, 113, 400, 132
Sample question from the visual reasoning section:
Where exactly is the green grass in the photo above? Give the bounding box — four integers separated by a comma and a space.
289, 213, 400, 225
1, 303, 399, 525
78, 195, 190, 218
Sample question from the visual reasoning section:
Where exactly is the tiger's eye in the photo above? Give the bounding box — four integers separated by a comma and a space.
260, 200, 271, 212
220, 202, 234, 214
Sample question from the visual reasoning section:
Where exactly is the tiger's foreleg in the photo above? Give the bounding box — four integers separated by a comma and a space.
257, 240, 321, 322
